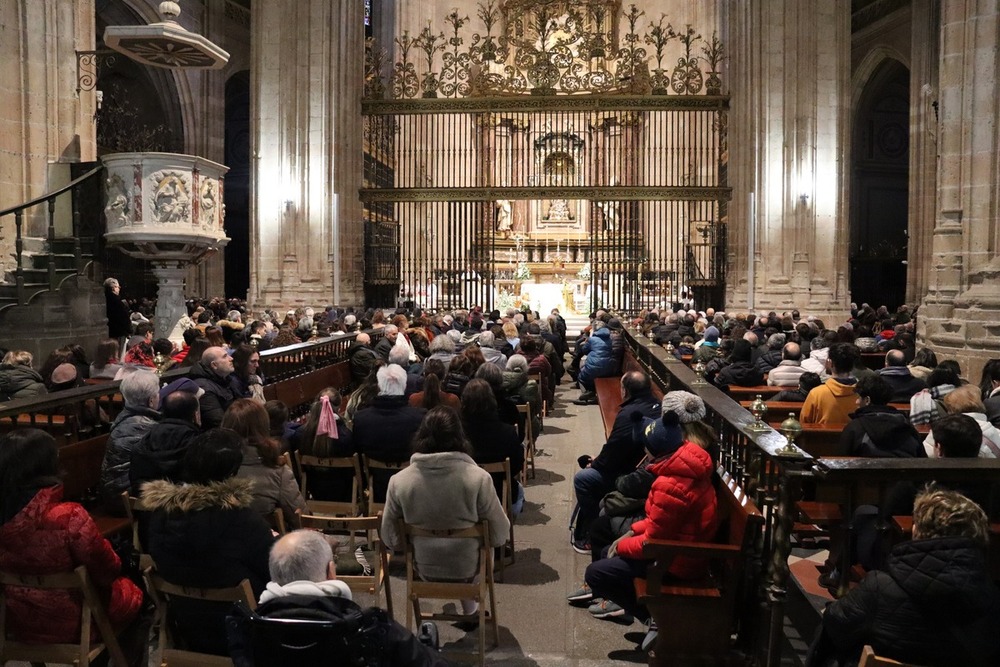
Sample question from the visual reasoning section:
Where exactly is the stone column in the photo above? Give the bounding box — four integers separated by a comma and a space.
151, 263, 188, 342
725, 0, 851, 318
906, 0, 940, 305
918, 0, 1000, 378
250, 0, 365, 310
0, 0, 97, 266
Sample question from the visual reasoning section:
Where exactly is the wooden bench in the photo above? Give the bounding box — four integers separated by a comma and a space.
594, 377, 623, 440
262, 360, 352, 416
56, 433, 131, 538
636, 470, 763, 665
727, 385, 782, 400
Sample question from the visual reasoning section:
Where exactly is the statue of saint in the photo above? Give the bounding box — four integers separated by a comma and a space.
496, 199, 512, 238
598, 200, 619, 231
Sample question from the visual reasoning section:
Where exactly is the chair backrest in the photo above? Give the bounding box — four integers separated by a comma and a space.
0, 565, 127, 667
247, 614, 357, 664
295, 452, 364, 516
299, 513, 392, 616
477, 459, 512, 519
362, 455, 410, 514
398, 519, 491, 586
145, 571, 256, 667
859, 645, 920, 667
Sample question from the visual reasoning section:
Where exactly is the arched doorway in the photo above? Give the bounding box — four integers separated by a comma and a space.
224, 71, 251, 299
849, 59, 909, 311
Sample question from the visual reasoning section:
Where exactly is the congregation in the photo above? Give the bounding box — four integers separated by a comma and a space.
2, 288, 1000, 666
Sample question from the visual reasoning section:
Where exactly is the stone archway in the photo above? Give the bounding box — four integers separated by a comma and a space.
849, 58, 910, 312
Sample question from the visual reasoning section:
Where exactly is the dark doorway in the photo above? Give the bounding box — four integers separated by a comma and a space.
849, 60, 909, 311
224, 71, 251, 299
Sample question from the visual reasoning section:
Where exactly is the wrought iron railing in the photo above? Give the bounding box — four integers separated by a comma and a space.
621, 326, 1000, 667
0, 166, 104, 306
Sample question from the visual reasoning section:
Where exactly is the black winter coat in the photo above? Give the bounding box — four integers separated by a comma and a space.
715, 361, 764, 389
465, 415, 524, 506
229, 593, 451, 667
817, 537, 1000, 667
188, 362, 237, 429
591, 391, 662, 480
353, 396, 426, 501
756, 349, 783, 374
347, 342, 377, 385
142, 477, 274, 656
838, 405, 925, 458
130, 418, 202, 494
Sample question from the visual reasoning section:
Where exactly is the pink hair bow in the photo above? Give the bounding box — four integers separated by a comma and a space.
316, 395, 339, 439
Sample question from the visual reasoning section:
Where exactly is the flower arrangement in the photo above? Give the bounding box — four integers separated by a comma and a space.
514, 261, 532, 281
577, 262, 591, 280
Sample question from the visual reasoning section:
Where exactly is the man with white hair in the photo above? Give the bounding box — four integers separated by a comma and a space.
228, 530, 447, 666
374, 324, 399, 361
100, 370, 160, 506
477, 330, 507, 369
352, 365, 427, 500
189, 346, 237, 429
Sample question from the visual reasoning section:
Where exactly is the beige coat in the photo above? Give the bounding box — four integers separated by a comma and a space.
381, 451, 510, 581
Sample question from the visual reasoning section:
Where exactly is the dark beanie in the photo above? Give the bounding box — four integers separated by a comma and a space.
731, 339, 753, 363
632, 410, 684, 459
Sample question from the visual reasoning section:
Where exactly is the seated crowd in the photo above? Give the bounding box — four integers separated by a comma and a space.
3, 296, 1000, 666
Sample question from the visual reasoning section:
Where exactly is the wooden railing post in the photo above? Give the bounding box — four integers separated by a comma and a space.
72, 184, 83, 275
14, 210, 25, 305
46, 197, 57, 290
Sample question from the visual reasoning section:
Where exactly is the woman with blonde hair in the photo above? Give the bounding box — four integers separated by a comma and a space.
223, 399, 308, 529
0, 350, 47, 400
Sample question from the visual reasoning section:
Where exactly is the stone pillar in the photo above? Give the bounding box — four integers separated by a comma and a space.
250, 0, 366, 310
906, 0, 940, 305
725, 0, 851, 318
0, 0, 97, 267
151, 263, 188, 342
918, 0, 1000, 378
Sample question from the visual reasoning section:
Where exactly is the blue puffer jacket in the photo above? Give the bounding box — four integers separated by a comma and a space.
579, 327, 619, 388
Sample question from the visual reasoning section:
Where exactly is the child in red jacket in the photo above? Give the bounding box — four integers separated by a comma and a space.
583, 410, 719, 630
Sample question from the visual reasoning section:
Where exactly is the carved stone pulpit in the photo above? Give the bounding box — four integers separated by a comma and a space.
103, 152, 229, 341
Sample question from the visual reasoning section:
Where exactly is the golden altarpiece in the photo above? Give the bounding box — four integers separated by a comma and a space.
362, 0, 729, 316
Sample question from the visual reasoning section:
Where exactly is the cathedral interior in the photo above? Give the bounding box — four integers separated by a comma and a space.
3, 3, 1000, 665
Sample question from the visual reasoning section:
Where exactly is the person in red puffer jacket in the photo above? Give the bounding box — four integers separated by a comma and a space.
584, 409, 719, 625
0, 429, 145, 651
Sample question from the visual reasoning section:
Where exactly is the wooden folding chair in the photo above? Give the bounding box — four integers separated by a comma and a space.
0, 565, 128, 667
527, 372, 547, 421
299, 513, 393, 619
295, 452, 364, 517
144, 570, 256, 667
478, 459, 515, 579
859, 645, 922, 667
399, 519, 499, 667
362, 456, 409, 515
516, 404, 535, 480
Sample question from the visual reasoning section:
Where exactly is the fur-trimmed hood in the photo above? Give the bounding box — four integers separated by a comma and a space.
139, 476, 255, 513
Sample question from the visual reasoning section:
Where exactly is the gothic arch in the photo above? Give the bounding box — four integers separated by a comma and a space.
851, 46, 910, 112
848, 55, 910, 311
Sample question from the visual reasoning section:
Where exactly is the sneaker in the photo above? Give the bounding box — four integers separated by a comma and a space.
640, 620, 658, 652
566, 583, 593, 603
571, 539, 591, 555
588, 599, 628, 619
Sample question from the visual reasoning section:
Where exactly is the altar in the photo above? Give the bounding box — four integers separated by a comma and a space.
519, 280, 587, 315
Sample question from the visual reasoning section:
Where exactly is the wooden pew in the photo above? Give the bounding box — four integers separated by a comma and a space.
637, 470, 763, 666
56, 433, 131, 538
262, 360, 352, 416
594, 377, 622, 441
726, 385, 782, 400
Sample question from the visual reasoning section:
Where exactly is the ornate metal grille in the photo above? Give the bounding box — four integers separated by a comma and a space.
361, 2, 730, 317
